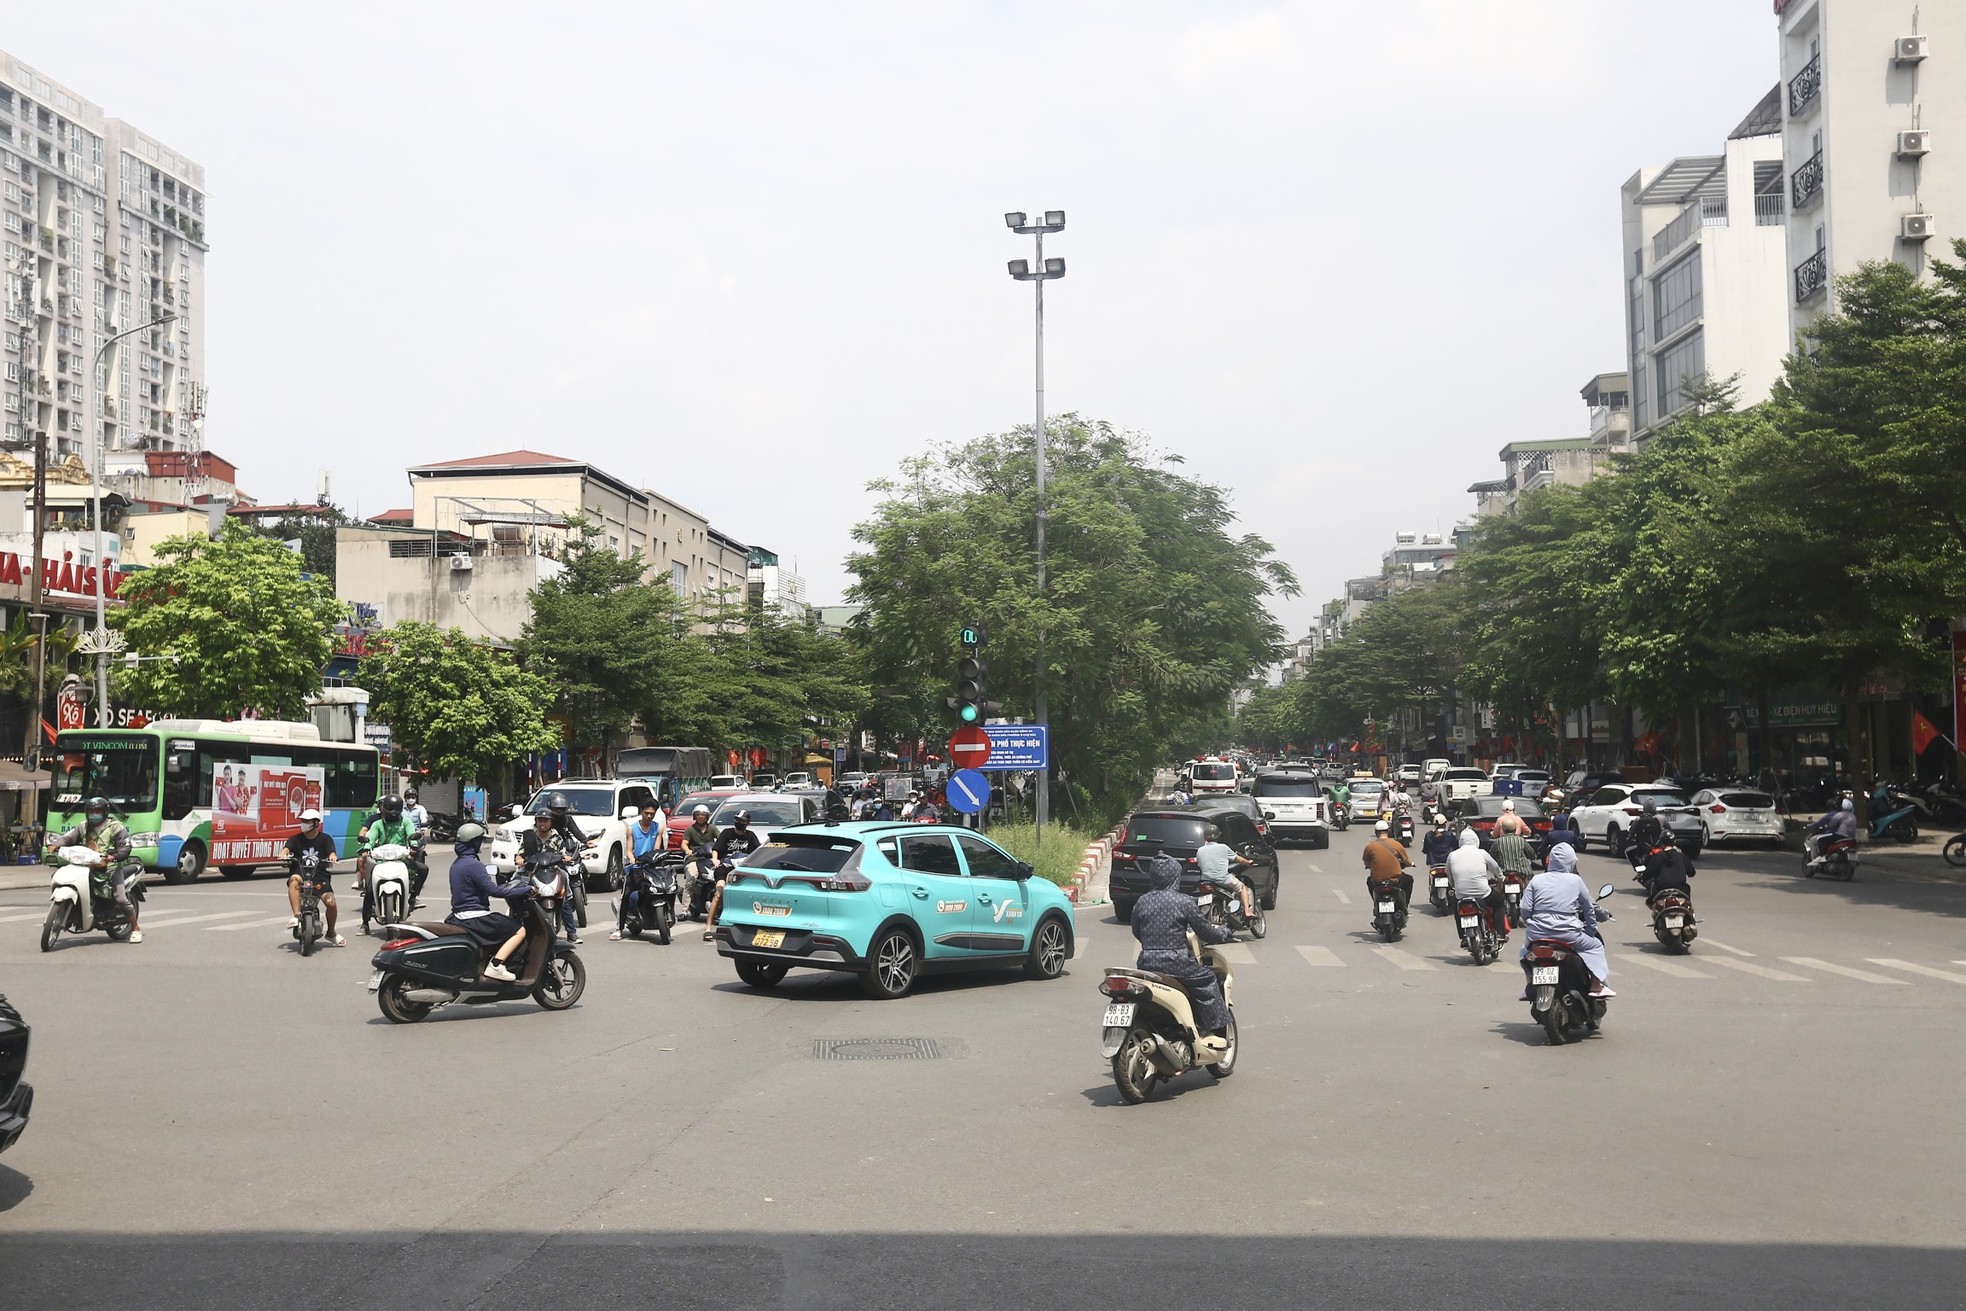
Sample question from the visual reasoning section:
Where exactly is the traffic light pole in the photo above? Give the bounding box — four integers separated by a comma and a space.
1032, 230, 1049, 841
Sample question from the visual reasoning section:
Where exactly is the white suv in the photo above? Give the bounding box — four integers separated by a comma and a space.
1250, 772, 1330, 848
489, 780, 664, 891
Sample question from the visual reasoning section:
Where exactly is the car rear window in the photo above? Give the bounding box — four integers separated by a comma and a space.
1350, 781, 1385, 794
1253, 777, 1322, 797
1126, 816, 1210, 848
1445, 769, 1487, 781
1474, 798, 1545, 818
1634, 791, 1691, 807
1719, 792, 1774, 808
743, 839, 855, 874
1192, 763, 1236, 782
1516, 770, 1552, 783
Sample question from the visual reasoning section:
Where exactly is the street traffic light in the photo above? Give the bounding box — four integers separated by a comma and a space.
949, 624, 1000, 724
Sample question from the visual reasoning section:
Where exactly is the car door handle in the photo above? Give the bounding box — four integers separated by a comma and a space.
976, 894, 993, 904
911, 886, 929, 898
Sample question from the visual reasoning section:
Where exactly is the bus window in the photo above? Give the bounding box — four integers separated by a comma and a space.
52, 739, 161, 813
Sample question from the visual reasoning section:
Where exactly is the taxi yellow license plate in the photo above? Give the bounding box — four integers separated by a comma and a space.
752, 929, 786, 949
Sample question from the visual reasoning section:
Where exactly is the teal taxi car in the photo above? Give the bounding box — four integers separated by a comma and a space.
713, 822, 1077, 999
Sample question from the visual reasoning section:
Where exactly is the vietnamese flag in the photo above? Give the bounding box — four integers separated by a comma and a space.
1912, 712, 1944, 756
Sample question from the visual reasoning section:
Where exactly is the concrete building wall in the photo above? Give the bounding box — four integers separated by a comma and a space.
334, 528, 562, 647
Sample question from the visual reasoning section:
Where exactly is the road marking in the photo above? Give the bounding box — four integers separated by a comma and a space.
1371, 946, 1435, 971
1215, 943, 1256, 965
1868, 959, 1966, 985
1296, 945, 1346, 968
1781, 957, 1909, 985
1707, 957, 1809, 982
1303, 864, 1324, 876
1620, 953, 1713, 979
1701, 939, 1756, 957
0, 910, 52, 924
1330, 889, 1351, 905
206, 915, 303, 932
135, 909, 265, 928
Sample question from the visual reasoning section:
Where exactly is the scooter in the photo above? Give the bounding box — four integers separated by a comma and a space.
1196, 880, 1266, 940
1649, 887, 1697, 954
1500, 869, 1527, 927
368, 840, 419, 933
1866, 794, 1919, 844
1330, 801, 1349, 832
1426, 864, 1451, 912
1802, 832, 1859, 881
367, 855, 586, 1023
41, 846, 145, 951
611, 853, 682, 944
1524, 883, 1615, 1046
685, 844, 721, 920
1395, 811, 1416, 848
290, 850, 332, 957
1371, 877, 1408, 942
1098, 930, 1237, 1104
1455, 885, 1505, 965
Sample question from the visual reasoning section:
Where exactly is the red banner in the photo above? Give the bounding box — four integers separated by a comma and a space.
210, 764, 324, 865
1913, 711, 1942, 757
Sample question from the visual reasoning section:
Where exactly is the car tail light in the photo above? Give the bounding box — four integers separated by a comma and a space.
1185, 857, 1199, 866
1709, 804, 1726, 814
382, 937, 421, 952
815, 872, 871, 893
1622, 807, 1643, 816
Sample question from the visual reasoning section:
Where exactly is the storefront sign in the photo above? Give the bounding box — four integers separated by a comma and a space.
1723, 691, 1842, 730
0, 550, 126, 600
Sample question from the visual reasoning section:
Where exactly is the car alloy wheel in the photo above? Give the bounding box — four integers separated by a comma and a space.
1024, 917, 1069, 980
860, 928, 919, 1000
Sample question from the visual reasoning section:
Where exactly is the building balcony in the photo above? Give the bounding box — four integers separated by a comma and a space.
1791, 150, 1823, 212
1788, 53, 1821, 118
1794, 248, 1829, 304
1754, 191, 1785, 225
1651, 198, 1728, 264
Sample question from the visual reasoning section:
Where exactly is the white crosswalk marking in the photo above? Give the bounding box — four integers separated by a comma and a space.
1701, 939, 1756, 957
1868, 959, 1966, 985
1330, 889, 1351, 905
1781, 957, 1909, 985
1215, 943, 1256, 965
1621, 953, 1713, 979
206, 916, 301, 932
1707, 957, 1809, 982
1371, 946, 1435, 971
134, 910, 263, 928
1295, 945, 1347, 968
0, 909, 51, 924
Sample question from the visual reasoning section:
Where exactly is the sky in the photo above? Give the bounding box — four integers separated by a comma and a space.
10, 1, 1776, 636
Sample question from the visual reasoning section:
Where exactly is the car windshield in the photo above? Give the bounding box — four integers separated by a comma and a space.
1350, 781, 1385, 794
1719, 791, 1774, 808
527, 789, 616, 817
52, 737, 161, 811
713, 799, 805, 826
742, 839, 855, 873
1192, 763, 1235, 781
1125, 816, 1211, 848
1253, 777, 1322, 797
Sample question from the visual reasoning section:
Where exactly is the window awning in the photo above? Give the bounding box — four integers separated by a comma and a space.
1633, 156, 1727, 207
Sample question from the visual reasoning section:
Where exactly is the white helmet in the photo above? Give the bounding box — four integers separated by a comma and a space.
693, 804, 711, 818
1374, 819, 1390, 833
1501, 798, 1515, 812
298, 808, 323, 823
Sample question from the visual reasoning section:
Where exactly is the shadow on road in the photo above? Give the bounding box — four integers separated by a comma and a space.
0, 1164, 30, 1213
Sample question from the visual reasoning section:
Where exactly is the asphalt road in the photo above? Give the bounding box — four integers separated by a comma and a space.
1, 816, 1964, 1310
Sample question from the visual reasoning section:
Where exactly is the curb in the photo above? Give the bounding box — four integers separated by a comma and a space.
1065, 824, 1123, 907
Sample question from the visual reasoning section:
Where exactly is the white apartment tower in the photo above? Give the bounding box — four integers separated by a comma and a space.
1620, 89, 1792, 445
1777, 0, 1966, 333
0, 52, 207, 462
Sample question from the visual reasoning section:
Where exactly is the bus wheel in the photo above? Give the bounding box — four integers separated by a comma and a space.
167, 841, 207, 885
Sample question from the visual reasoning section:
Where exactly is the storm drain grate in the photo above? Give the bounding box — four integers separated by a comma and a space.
813, 1037, 943, 1061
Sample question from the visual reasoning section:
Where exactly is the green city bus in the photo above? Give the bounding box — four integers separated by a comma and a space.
50, 719, 382, 883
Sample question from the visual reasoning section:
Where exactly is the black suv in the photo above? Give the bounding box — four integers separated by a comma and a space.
0, 992, 29, 1156
1109, 806, 1280, 923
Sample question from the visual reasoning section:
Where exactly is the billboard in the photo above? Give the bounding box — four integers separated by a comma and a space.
210, 763, 325, 865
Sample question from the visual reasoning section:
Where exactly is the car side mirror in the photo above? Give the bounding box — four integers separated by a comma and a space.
1263, 811, 1276, 821
621, 806, 639, 820
1013, 861, 1034, 880
1597, 883, 1615, 900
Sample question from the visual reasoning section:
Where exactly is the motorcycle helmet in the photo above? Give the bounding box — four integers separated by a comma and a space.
455, 822, 487, 848
1841, 798, 1855, 812
1641, 799, 1657, 815
379, 794, 403, 820
732, 810, 751, 828
1204, 824, 1221, 842
84, 795, 109, 823
692, 804, 711, 819
1500, 798, 1515, 812
1374, 820, 1390, 833
404, 788, 419, 804
548, 792, 571, 816
298, 808, 323, 825
1432, 814, 1447, 828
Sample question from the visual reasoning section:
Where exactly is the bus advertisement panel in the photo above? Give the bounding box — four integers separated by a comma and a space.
209, 764, 325, 866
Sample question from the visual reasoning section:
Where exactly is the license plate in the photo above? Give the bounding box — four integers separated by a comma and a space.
1664, 914, 1684, 928
1458, 915, 1478, 928
1196, 894, 1211, 907
1531, 966, 1558, 985
1377, 900, 1395, 914
752, 929, 785, 949
1102, 1002, 1136, 1027
1432, 876, 1448, 888
367, 969, 383, 993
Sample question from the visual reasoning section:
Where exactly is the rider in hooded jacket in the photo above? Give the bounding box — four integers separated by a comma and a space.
1130, 848, 1235, 1043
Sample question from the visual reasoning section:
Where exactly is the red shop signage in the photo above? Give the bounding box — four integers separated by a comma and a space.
0, 549, 126, 600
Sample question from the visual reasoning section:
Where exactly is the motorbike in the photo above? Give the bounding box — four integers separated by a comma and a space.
1649, 887, 1697, 953
41, 845, 145, 951
1524, 883, 1616, 1046
290, 850, 332, 956
368, 854, 586, 1023
1426, 864, 1451, 913
611, 853, 683, 944
1196, 880, 1266, 940
1330, 800, 1349, 831
1944, 832, 1966, 869
368, 840, 420, 933
1371, 877, 1408, 942
1866, 793, 1920, 844
1500, 869, 1527, 928
1455, 884, 1505, 965
1802, 832, 1859, 881
1395, 812, 1416, 847
685, 844, 722, 920
1098, 930, 1237, 1104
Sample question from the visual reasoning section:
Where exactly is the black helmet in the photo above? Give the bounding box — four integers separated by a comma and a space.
732, 810, 751, 827
454, 821, 487, 848
1204, 824, 1221, 842
548, 792, 570, 815
1641, 799, 1657, 815
379, 795, 403, 820
404, 788, 419, 802
85, 795, 109, 822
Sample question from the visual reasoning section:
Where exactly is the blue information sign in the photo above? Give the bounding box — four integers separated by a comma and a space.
945, 768, 991, 814
980, 725, 1049, 771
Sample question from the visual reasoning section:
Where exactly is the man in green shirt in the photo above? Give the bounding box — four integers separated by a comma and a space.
357, 794, 420, 936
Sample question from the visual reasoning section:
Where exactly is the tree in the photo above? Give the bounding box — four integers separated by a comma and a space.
111, 519, 343, 720
358, 621, 559, 784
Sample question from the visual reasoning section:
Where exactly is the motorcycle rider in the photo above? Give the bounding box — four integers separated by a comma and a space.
401, 789, 431, 906
1640, 838, 1696, 906
1491, 823, 1535, 881
703, 810, 763, 940
283, 807, 342, 946
1517, 844, 1613, 1000
1420, 814, 1457, 867
1493, 797, 1531, 839
610, 802, 670, 942
1805, 797, 1859, 869
446, 822, 532, 981
1447, 827, 1509, 938
1194, 825, 1259, 930
1131, 846, 1235, 1055
356, 794, 420, 937
48, 795, 142, 944
1628, 799, 1667, 858
519, 808, 583, 946
1361, 819, 1414, 918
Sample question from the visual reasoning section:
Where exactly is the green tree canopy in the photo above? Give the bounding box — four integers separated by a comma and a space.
359, 621, 559, 784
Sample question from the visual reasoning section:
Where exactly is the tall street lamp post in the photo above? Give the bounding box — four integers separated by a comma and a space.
86, 312, 176, 726
1005, 210, 1065, 836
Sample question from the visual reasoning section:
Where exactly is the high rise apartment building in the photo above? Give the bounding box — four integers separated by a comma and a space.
0, 51, 207, 462
1776, 0, 1966, 334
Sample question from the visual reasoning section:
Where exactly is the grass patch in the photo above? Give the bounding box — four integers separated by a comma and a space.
983, 820, 1109, 887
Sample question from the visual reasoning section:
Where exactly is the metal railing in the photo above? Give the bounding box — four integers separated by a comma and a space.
1794, 248, 1828, 304
1792, 150, 1823, 210
1788, 53, 1821, 117
1754, 191, 1785, 225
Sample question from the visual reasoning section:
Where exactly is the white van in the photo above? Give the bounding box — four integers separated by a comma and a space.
1189, 759, 1240, 794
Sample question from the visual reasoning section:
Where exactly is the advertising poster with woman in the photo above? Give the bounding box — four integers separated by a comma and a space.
210, 764, 325, 865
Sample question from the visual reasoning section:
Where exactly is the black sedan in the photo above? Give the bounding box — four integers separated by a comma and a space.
0, 992, 29, 1156
1108, 807, 1280, 922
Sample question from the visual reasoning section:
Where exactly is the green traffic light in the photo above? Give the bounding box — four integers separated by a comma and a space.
959, 703, 981, 723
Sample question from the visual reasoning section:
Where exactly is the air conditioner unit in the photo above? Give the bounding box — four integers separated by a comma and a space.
448, 553, 473, 571
1897, 130, 1931, 157
1894, 35, 1928, 63
1902, 212, 1937, 240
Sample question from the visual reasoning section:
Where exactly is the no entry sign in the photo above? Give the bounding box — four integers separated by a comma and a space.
947, 725, 993, 770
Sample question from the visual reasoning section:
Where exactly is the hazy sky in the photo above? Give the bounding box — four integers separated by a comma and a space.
13, 2, 1775, 634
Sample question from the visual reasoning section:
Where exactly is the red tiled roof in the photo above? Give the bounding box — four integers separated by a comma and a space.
369, 508, 415, 523
411, 449, 575, 471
